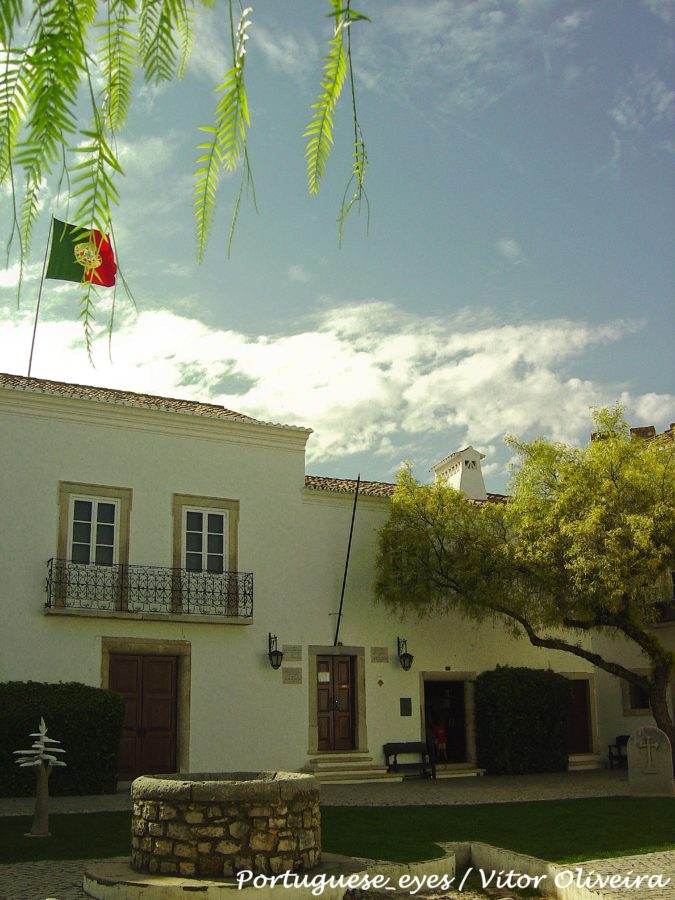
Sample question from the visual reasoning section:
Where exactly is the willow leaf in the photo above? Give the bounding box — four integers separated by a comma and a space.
140, 0, 188, 83
0, 0, 24, 46
304, 14, 346, 195
71, 129, 123, 234
194, 127, 223, 263
193, 3, 252, 261
0, 49, 30, 185
98, 7, 138, 131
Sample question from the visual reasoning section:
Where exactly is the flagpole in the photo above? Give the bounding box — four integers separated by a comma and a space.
27, 216, 54, 378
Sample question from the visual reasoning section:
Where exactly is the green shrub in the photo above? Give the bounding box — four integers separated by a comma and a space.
0, 681, 125, 797
475, 666, 573, 775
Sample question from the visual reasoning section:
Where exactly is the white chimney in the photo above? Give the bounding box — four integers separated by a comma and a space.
432, 446, 487, 501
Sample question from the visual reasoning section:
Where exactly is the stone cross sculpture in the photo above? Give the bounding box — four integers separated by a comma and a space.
14, 717, 67, 836
627, 726, 674, 797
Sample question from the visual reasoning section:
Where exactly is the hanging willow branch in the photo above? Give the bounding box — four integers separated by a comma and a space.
1, 0, 371, 354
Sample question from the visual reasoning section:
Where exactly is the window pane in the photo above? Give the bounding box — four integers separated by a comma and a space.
208, 514, 224, 534
97, 502, 116, 524
186, 532, 202, 552
207, 554, 224, 573
71, 543, 90, 563
208, 533, 223, 554
73, 499, 92, 521
629, 683, 649, 710
95, 545, 114, 566
186, 511, 203, 532
96, 523, 115, 546
186, 552, 202, 571
72, 521, 91, 543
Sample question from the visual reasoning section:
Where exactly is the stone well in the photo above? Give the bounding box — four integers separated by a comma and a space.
131, 771, 320, 879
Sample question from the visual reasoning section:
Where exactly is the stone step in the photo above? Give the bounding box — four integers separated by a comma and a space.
303, 753, 375, 770
301, 754, 402, 784
309, 767, 403, 784
568, 754, 605, 771
432, 764, 486, 779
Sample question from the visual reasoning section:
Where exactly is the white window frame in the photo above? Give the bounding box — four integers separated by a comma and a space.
182, 506, 229, 574
67, 494, 120, 566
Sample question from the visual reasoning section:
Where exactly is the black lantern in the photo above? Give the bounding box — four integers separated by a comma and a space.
268, 633, 284, 670
397, 637, 414, 671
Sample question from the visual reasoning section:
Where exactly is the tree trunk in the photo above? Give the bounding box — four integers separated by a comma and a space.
28, 763, 51, 837
648, 668, 675, 771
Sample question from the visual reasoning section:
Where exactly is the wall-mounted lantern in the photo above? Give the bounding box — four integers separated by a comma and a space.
397, 637, 414, 671
268, 633, 284, 670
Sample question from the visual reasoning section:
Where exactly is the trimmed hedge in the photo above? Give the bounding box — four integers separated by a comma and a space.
0, 681, 125, 797
475, 666, 574, 775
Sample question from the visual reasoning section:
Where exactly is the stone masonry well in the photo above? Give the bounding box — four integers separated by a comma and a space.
131, 772, 321, 879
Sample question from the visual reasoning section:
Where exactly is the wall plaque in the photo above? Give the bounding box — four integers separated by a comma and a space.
370, 647, 389, 663
283, 644, 303, 661
282, 667, 303, 685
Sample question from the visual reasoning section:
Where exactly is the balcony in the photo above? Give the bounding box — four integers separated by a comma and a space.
45, 558, 253, 620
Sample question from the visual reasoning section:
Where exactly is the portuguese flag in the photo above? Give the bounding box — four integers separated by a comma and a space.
45, 219, 117, 287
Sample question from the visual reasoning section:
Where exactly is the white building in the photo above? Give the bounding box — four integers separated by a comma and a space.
0, 373, 671, 782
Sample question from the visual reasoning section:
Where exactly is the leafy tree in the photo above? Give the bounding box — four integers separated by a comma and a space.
376, 407, 675, 760
1, 0, 369, 349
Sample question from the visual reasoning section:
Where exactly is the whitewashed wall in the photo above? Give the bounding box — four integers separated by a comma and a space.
2, 384, 664, 775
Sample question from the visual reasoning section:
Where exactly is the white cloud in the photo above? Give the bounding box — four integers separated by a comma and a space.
288, 264, 311, 283
117, 136, 178, 180
360, 0, 593, 115
2, 300, 670, 478
611, 70, 675, 132
0, 262, 42, 287
188, 7, 230, 82
253, 24, 319, 80
642, 0, 675, 23
495, 237, 524, 264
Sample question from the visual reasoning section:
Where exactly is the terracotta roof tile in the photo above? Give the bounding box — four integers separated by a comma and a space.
304, 475, 396, 497
0, 372, 309, 431
304, 475, 509, 503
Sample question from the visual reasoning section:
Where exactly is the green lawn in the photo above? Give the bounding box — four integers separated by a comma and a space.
0, 797, 673, 866
321, 797, 675, 864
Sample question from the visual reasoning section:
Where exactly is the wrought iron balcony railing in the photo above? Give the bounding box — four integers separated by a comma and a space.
46, 559, 253, 618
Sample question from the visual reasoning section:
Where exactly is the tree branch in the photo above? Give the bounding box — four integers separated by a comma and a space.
491, 602, 653, 689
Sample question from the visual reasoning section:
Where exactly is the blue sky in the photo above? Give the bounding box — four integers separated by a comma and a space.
1, 0, 673, 490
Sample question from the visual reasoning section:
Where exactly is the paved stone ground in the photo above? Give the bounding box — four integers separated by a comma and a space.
319, 770, 632, 807
0, 771, 670, 900
0, 858, 95, 900
559, 851, 675, 900
0, 771, 631, 818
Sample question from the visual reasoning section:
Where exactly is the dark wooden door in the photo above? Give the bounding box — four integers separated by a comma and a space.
317, 655, 354, 751
109, 654, 177, 779
568, 679, 592, 754
424, 680, 467, 763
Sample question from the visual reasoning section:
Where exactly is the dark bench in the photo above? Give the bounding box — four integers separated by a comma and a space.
608, 734, 629, 770
383, 742, 436, 779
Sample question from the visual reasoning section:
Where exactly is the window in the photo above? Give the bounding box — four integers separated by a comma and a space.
55, 482, 132, 609
172, 494, 240, 615
58, 482, 132, 565
184, 508, 227, 573
627, 682, 650, 712
172, 494, 239, 572
621, 670, 651, 717
69, 497, 118, 565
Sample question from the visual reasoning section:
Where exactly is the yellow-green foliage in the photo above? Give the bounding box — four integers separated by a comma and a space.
375, 407, 675, 743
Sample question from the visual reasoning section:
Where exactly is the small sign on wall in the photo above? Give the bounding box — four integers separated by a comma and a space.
370, 647, 389, 663
283, 644, 302, 661
317, 671, 330, 683
282, 668, 303, 685
400, 697, 412, 717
